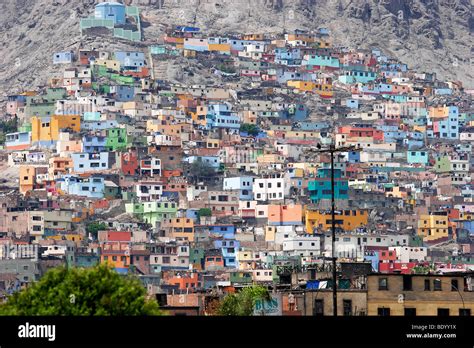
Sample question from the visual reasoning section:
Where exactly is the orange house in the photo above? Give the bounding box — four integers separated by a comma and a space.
100, 231, 132, 270
268, 204, 303, 226
305, 209, 369, 233
205, 250, 225, 270
49, 157, 73, 178
19, 166, 36, 194
166, 273, 200, 291
166, 217, 195, 242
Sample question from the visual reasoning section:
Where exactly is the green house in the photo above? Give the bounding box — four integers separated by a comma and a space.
106, 127, 128, 151
189, 247, 205, 269
230, 271, 253, 285
125, 201, 177, 228
435, 155, 450, 173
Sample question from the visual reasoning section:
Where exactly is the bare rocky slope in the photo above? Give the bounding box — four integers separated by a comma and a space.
0, 0, 472, 102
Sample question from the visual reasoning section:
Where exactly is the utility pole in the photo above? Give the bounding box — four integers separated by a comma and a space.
306, 143, 360, 316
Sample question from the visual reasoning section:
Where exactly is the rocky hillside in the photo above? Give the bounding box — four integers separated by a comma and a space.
0, 0, 472, 102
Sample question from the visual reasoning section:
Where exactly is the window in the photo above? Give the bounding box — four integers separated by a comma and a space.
378, 278, 388, 290
377, 307, 390, 316
404, 308, 416, 316
162, 257, 170, 264
343, 300, 352, 316
424, 279, 431, 291
451, 279, 459, 291
434, 279, 442, 291
32, 216, 42, 221
437, 308, 449, 316
459, 309, 471, 316
403, 275, 412, 291
314, 299, 324, 316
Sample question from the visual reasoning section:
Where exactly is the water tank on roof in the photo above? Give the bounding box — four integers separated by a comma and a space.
94, 2, 126, 25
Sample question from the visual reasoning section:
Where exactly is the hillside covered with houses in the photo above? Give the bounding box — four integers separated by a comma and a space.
0, 1, 473, 316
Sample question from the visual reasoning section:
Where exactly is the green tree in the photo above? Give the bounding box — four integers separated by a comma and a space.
0, 116, 18, 144
86, 221, 107, 240
240, 123, 259, 136
198, 208, 212, 217
217, 285, 271, 316
0, 265, 162, 316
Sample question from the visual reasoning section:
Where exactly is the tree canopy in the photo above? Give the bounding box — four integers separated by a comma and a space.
240, 123, 260, 136
0, 116, 18, 144
0, 265, 162, 316
189, 160, 217, 182
217, 285, 270, 316
86, 221, 108, 240
198, 208, 212, 217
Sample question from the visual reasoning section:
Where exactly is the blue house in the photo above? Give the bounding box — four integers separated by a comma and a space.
435, 106, 459, 140
364, 251, 380, 272
82, 135, 107, 153
303, 54, 340, 69
407, 150, 429, 165
113, 85, 135, 101
94, 2, 126, 25
384, 130, 407, 142
71, 152, 109, 173
83, 112, 101, 121
53, 51, 73, 64
345, 99, 359, 109
434, 88, 452, 95
58, 175, 105, 198
5, 131, 31, 150
186, 209, 199, 221
405, 139, 424, 150
214, 239, 240, 268
338, 70, 376, 84
208, 225, 235, 240
278, 104, 309, 121
277, 71, 315, 83
114, 51, 145, 70
223, 176, 254, 200
348, 150, 361, 163
206, 104, 240, 130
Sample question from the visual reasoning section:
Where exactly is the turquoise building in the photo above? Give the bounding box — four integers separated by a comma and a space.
308, 168, 348, 203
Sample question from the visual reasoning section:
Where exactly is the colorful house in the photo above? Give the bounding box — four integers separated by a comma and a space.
305, 209, 369, 233
308, 168, 348, 203
31, 114, 81, 144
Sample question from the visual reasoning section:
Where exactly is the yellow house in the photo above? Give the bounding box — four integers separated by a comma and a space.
31, 115, 80, 142
314, 83, 333, 98
237, 249, 257, 270
287, 80, 316, 92
208, 43, 231, 53
418, 212, 449, 242
428, 106, 450, 119
265, 226, 276, 242
95, 59, 121, 72
47, 233, 83, 243
305, 209, 369, 233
